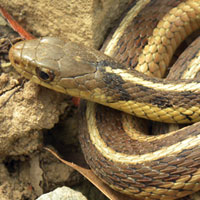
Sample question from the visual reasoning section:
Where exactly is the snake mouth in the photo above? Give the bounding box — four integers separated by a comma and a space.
12, 63, 66, 93
10, 61, 33, 80
9, 42, 32, 79
9, 46, 60, 92
9, 42, 60, 92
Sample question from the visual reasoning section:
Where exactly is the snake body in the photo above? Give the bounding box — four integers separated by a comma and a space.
8, 0, 200, 199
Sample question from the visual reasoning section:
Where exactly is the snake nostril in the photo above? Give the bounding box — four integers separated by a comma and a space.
35, 67, 55, 82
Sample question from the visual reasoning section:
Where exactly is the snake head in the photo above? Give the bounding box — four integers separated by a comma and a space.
9, 37, 111, 96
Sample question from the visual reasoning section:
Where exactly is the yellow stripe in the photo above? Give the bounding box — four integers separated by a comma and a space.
182, 50, 200, 79
105, 67, 200, 93
87, 102, 200, 164
104, 0, 150, 56
122, 114, 182, 142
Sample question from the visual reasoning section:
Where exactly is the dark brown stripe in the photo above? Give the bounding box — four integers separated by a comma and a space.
99, 67, 200, 111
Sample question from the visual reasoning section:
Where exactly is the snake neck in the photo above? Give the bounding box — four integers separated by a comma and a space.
66, 60, 200, 124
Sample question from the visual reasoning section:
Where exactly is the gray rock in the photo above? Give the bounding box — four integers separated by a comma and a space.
36, 187, 88, 200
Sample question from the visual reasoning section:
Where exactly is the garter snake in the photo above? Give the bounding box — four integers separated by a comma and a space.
8, 0, 200, 199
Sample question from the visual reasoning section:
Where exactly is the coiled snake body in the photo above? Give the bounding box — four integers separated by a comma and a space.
9, 0, 200, 199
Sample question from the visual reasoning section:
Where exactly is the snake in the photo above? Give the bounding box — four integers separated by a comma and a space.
8, 0, 200, 199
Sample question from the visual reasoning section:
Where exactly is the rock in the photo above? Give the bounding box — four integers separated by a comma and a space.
0, 74, 68, 157
0, 0, 132, 48
36, 186, 87, 200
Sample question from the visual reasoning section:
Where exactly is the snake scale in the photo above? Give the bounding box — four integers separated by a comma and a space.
8, 0, 200, 199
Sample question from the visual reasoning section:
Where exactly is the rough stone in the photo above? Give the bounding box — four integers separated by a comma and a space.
0, 0, 132, 48
36, 186, 88, 200
0, 73, 68, 157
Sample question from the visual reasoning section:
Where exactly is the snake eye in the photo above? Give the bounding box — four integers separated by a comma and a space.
35, 67, 55, 82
